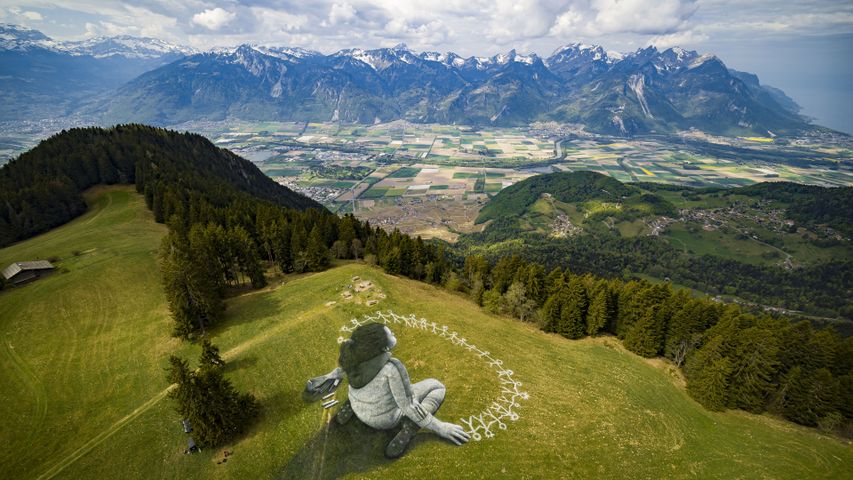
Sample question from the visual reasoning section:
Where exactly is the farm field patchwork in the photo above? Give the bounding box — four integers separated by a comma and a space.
38, 120, 844, 242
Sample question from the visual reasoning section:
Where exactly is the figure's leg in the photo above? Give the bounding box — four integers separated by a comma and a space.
412, 379, 445, 415
335, 399, 354, 425
385, 379, 446, 459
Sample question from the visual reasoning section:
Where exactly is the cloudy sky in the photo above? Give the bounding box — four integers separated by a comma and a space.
2, 0, 852, 132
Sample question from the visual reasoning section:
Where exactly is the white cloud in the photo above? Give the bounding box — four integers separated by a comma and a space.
251, 7, 308, 33
592, 0, 697, 35
22, 10, 43, 21
191, 7, 236, 31
4, 0, 851, 59
648, 29, 709, 49
381, 18, 450, 47
329, 2, 357, 26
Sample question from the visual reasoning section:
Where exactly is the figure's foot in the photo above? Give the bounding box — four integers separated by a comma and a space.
385, 418, 419, 459
335, 400, 354, 425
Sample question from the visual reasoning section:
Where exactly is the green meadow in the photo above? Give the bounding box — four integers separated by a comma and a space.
1, 188, 851, 479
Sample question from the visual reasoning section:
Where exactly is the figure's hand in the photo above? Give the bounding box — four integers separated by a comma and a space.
303, 368, 344, 402
434, 421, 471, 446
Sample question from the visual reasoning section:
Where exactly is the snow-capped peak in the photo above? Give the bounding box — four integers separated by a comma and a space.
334, 45, 422, 70
687, 53, 719, 70
0, 23, 195, 59
420, 51, 465, 67
62, 35, 197, 59
547, 42, 620, 66
252, 45, 319, 62
0, 23, 50, 42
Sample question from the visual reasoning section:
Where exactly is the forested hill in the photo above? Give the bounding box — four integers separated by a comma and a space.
0, 125, 321, 246
476, 171, 637, 223
463, 171, 853, 320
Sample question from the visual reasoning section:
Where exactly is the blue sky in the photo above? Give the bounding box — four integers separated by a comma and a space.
2, 1, 852, 132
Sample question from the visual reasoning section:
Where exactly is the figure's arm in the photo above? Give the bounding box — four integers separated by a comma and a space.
386, 369, 433, 428
304, 367, 344, 401
386, 368, 470, 445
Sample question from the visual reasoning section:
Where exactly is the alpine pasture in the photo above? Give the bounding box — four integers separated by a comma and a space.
1, 187, 851, 479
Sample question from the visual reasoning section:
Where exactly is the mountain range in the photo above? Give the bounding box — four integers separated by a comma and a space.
0, 24, 194, 121
2, 24, 813, 136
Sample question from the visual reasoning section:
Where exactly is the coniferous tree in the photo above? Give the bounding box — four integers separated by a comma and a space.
692, 356, 734, 412
686, 336, 732, 411
727, 326, 779, 412
230, 226, 266, 288
541, 287, 565, 333
161, 233, 222, 339
586, 288, 609, 336
545, 267, 565, 296
560, 277, 588, 339
199, 339, 225, 370
166, 353, 259, 448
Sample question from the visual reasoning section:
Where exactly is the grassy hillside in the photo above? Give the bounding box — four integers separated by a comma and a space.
0, 186, 190, 479
2, 188, 852, 479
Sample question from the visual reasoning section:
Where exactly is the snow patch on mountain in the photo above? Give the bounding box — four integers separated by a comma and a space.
627, 74, 654, 119
0, 24, 195, 58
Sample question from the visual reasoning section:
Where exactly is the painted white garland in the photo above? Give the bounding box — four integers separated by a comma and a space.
338, 310, 529, 441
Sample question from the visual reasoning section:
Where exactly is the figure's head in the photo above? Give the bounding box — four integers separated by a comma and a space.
339, 323, 395, 372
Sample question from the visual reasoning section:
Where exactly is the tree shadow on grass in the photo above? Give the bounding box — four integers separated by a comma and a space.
212, 293, 282, 336
276, 414, 445, 480
223, 355, 258, 374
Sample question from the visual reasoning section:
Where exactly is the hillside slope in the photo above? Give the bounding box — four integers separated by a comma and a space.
1, 188, 850, 479
464, 171, 853, 319
0, 125, 321, 247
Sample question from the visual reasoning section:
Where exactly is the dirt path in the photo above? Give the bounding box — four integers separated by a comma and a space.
35, 387, 174, 480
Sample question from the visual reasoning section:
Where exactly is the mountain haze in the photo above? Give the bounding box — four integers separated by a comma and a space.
0, 24, 194, 121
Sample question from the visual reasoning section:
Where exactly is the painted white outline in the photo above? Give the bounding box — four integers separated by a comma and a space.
338, 310, 529, 441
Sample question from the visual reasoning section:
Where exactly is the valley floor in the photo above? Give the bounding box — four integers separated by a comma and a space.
1, 188, 851, 479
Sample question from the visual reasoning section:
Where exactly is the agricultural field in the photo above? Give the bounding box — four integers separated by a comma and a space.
1, 189, 851, 479
556, 137, 853, 187
144, 120, 853, 241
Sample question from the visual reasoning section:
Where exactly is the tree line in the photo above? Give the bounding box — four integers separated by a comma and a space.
444, 253, 852, 435
0, 124, 319, 247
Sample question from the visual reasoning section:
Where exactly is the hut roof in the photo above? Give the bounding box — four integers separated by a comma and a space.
2, 261, 55, 280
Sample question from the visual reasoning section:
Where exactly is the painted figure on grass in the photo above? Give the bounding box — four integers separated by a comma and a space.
304, 323, 470, 458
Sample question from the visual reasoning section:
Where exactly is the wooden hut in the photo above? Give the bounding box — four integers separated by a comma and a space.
2, 261, 55, 286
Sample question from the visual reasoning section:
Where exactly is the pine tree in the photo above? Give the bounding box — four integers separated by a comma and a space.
689, 356, 733, 411
160, 233, 222, 339
623, 309, 666, 358
230, 226, 266, 288
545, 267, 565, 296
560, 278, 588, 339
306, 224, 330, 271
165, 353, 260, 448
199, 339, 225, 370
541, 290, 564, 333
586, 288, 608, 336
727, 326, 779, 412
685, 336, 731, 411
